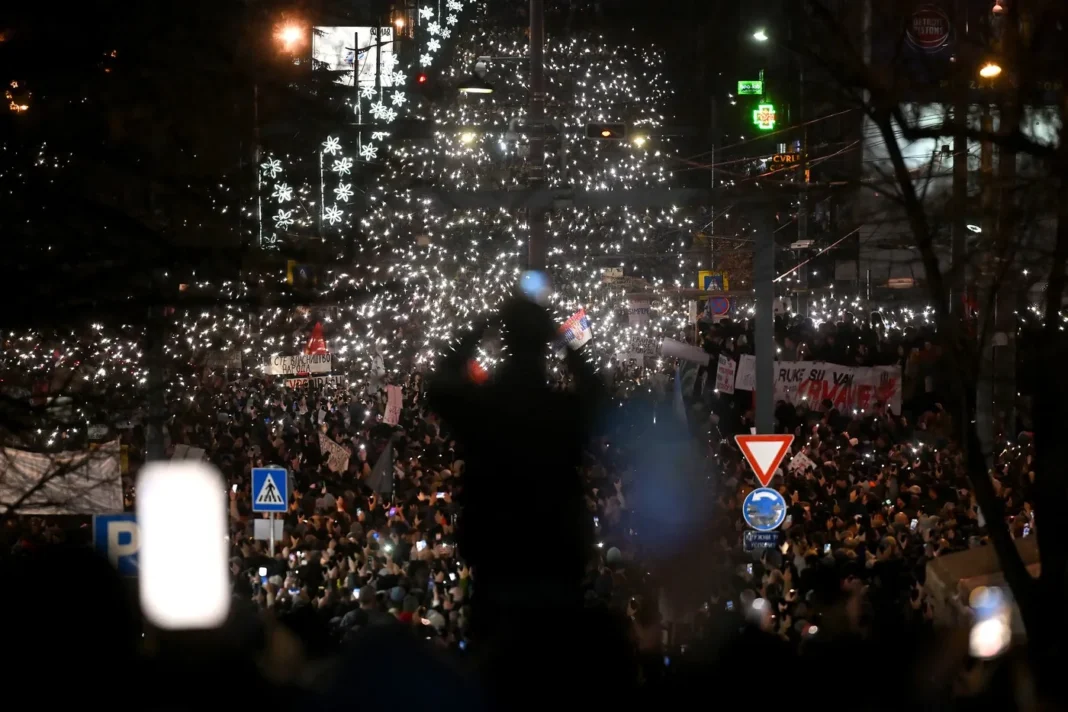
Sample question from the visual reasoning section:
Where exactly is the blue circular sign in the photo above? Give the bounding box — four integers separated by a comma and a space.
742, 487, 787, 532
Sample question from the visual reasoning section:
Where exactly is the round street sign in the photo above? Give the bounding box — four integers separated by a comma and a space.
742, 487, 788, 532
906, 4, 951, 53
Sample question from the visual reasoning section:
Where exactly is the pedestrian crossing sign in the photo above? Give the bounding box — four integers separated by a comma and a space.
252, 467, 288, 513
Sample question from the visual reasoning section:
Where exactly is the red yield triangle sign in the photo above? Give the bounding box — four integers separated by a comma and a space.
735, 434, 794, 487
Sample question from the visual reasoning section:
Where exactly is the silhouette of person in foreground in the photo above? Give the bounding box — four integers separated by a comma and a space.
427, 296, 636, 708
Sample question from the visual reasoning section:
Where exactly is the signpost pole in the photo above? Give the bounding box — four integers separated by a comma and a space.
268, 512, 275, 556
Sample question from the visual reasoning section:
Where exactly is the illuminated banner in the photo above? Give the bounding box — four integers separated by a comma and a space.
283, 375, 345, 389
311, 27, 395, 87
265, 354, 332, 375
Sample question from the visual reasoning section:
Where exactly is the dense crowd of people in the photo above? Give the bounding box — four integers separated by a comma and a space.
140, 309, 1030, 655
2, 304, 1041, 708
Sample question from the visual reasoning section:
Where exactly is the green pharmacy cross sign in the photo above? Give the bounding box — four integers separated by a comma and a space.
737, 80, 764, 96
752, 103, 777, 131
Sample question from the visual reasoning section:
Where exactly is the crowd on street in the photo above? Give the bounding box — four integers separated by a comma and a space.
3, 307, 1039, 707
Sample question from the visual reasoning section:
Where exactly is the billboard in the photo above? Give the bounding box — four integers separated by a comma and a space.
311, 27, 395, 87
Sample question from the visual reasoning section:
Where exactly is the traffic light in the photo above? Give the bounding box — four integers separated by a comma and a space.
416, 72, 428, 85
585, 122, 626, 140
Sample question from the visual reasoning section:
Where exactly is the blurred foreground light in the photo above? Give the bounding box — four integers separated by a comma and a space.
632, 135, 648, 147
979, 62, 1002, 79
753, 29, 769, 42
460, 131, 477, 144
138, 462, 230, 629
970, 617, 1011, 659
276, 24, 304, 52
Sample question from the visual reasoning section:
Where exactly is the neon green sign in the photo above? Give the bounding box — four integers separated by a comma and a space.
752, 103, 777, 131
737, 80, 763, 96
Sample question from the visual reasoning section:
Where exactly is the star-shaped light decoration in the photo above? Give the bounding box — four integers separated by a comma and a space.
446, 13, 458, 25
360, 143, 379, 160
420, 53, 432, 66
428, 22, 441, 35
331, 157, 354, 175
273, 209, 294, 229
271, 183, 294, 203
427, 38, 441, 52
324, 205, 344, 225
361, 85, 376, 99
391, 92, 407, 107
419, 6, 434, 20
334, 182, 354, 202
260, 158, 282, 178
322, 136, 341, 155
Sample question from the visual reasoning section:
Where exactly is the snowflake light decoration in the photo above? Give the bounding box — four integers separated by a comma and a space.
271, 183, 294, 203
273, 209, 294, 229
427, 38, 441, 52
331, 157, 353, 176
441, 28, 451, 38
446, 14, 458, 25
419, 6, 434, 20
420, 53, 432, 66
260, 158, 282, 178
371, 132, 389, 141
391, 70, 406, 85
360, 85, 376, 100
370, 101, 390, 120
359, 143, 379, 160
382, 108, 397, 123
446, 0, 461, 11
428, 22, 441, 36
382, 54, 398, 72
334, 183, 354, 202
391, 92, 407, 107
324, 205, 344, 225
322, 136, 341, 155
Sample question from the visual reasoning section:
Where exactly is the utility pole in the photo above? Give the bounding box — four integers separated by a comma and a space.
527, 0, 547, 270
950, 0, 968, 316
145, 297, 167, 462
754, 210, 775, 433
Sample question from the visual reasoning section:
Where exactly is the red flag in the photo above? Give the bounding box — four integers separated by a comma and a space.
305, 322, 328, 355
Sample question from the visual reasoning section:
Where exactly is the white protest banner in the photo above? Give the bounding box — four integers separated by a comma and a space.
283, 375, 345, 389
265, 353, 332, 376
0, 440, 123, 515
735, 354, 756, 391
715, 355, 736, 394
204, 351, 242, 370
319, 433, 350, 473
384, 385, 403, 425
788, 450, 817, 473
773, 362, 902, 414
628, 298, 651, 327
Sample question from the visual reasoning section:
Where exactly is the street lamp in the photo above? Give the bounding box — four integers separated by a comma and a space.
458, 74, 494, 94
753, 29, 769, 42
979, 62, 1003, 78
276, 23, 304, 52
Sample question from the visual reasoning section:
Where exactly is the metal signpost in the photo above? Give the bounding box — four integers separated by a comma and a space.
251, 466, 288, 556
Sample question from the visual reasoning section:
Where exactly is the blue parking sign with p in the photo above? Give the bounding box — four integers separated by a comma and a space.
93, 513, 139, 576
252, 467, 288, 513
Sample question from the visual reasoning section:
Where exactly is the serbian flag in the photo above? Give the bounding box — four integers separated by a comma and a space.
559, 309, 593, 350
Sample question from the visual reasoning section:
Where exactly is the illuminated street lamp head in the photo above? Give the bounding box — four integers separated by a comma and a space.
394, 17, 405, 30
276, 24, 304, 51
753, 29, 769, 42
979, 62, 1002, 79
